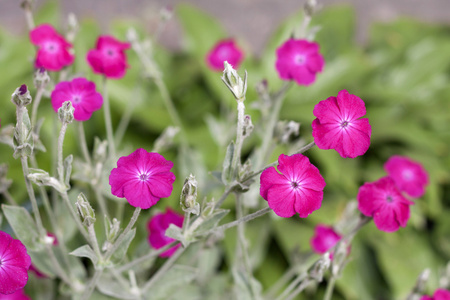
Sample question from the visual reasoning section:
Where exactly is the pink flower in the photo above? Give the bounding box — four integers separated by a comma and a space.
384, 155, 429, 198
51, 78, 103, 121
275, 39, 324, 85
29, 24, 74, 71
109, 148, 176, 209
86, 36, 131, 79
357, 177, 414, 232
420, 289, 450, 300
0, 289, 31, 300
0, 231, 31, 295
312, 90, 372, 158
147, 208, 184, 257
206, 39, 244, 71
310, 224, 342, 255
260, 153, 326, 218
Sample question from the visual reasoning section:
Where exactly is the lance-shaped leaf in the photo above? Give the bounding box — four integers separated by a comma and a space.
70, 244, 98, 266
2, 204, 41, 251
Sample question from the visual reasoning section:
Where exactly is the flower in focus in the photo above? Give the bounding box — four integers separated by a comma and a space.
0, 231, 31, 295
310, 224, 342, 257
312, 90, 371, 158
109, 148, 176, 209
357, 177, 414, 232
420, 289, 450, 300
87, 35, 131, 79
384, 155, 429, 198
51, 78, 103, 121
260, 153, 326, 218
29, 24, 74, 71
147, 208, 184, 257
206, 39, 244, 71
0, 289, 31, 300
275, 39, 324, 85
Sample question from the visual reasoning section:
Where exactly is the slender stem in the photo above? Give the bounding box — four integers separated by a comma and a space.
231, 101, 245, 179
1, 190, 17, 206
102, 77, 116, 159
264, 266, 298, 300
214, 185, 233, 209
284, 277, 314, 300
115, 85, 141, 146
92, 184, 109, 220
276, 273, 307, 300
56, 122, 68, 183
116, 241, 178, 273
88, 224, 102, 258
141, 246, 185, 293
77, 122, 92, 166
60, 191, 90, 241
31, 87, 44, 126
323, 276, 337, 300
297, 13, 312, 39
196, 207, 271, 237
22, 0, 35, 30
81, 268, 103, 300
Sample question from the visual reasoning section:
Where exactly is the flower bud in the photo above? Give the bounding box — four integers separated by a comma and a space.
304, 0, 318, 17
33, 67, 50, 89
159, 5, 173, 22
11, 84, 32, 107
221, 61, 247, 101
58, 101, 75, 124
275, 120, 300, 144
180, 174, 200, 215
242, 115, 254, 138
93, 138, 108, 163
102, 217, 121, 251
76, 193, 96, 227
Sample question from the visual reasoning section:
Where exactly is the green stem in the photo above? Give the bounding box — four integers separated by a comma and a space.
88, 224, 102, 258
276, 273, 307, 300
92, 184, 109, 220
102, 77, 116, 159
1, 190, 17, 206
22, 0, 35, 30
214, 185, 234, 209
264, 266, 298, 300
284, 277, 314, 300
77, 122, 92, 166
56, 122, 68, 183
231, 101, 245, 180
323, 276, 337, 300
31, 87, 44, 126
81, 268, 103, 300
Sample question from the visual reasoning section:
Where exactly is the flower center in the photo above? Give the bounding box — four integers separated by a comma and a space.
106, 49, 115, 57
45, 42, 59, 53
139, 173, 149, 181
402, 169, 414, 181
386, 195, 394, 203
72, 95, 82, 104
294, 54, 306, 65
291, 181, 300, 189
340, 120, 349, 128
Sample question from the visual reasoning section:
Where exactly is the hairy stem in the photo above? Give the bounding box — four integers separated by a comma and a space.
102, 77, 116, 159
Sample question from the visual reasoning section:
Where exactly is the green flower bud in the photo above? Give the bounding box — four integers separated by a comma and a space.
221, 61, 247, 101
11, 84, 32, 107
180, 174, 200, 215
58, 101, 75, 124
76, 193, 96, 227
33, 68, 50, 89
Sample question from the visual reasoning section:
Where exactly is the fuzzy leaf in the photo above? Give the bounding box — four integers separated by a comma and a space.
70, 244, 98, 266
2, 204, 41, 251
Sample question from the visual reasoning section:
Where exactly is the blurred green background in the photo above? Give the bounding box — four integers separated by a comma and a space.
0, 1, 449, 299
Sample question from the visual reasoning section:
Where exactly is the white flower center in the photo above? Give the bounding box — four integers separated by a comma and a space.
139, 173, 149, 181
402, 169, 414, 181
294, 54, 306, 65
72, 95, 82, 104
340, 120, 350, 129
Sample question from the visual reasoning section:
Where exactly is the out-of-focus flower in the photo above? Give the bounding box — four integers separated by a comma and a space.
206, 39, 244, 71
260, 153, 325, 218
357, 177, 414, 232
87, 36, 131, 79
30, 24, 74, 71
310, 224, 342, 257
0, 289, 31, 300
0, 231, 31, 295
384, 155, 429, 198
109, 148, 176, 209
50, 78, 103, 121
147, 208, 183, 257
275, 39, 324, 85
420, 289, 450, 300
312, 90, 371, 158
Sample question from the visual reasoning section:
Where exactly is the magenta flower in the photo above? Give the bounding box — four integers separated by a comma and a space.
0, 289, 31, 300
206, 39, 244, 71
87, 36, 131, 79
310, 224, 342, 255
0, 231, 31, 295
51, 78, 103, 121
357, 177, 414, 232
260, 153, 326, 218
275, 39, 324, 85
29, 24, 74, 71
312, 90, 372, 158
109, 148, 176, 209
147, 208, 184, 257
384, 155, 429, 198
420, 289, 450, 300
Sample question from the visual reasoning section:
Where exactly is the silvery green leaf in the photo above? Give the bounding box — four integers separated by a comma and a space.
195, 209, 229, 235
0, 124, 14, 148
232, 268, 263, 300
1, 204, 41, 251
28, 251, 56, 278
110, 228, 136, 264
165, 224, 189, 246
70, 245, 98, 266
222, 141, 234, 185
97, 273, 135, 300
64, 155, 73, 187
147, 265, 198, 300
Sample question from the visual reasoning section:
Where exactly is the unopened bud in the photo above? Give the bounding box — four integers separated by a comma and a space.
275, 120, 300, 144
126, 28, 138, 43
58, 101, 74, 124
180, 174, 200, 215
222, 61, 247, 101
76, 193, 96, 226
11, 84, 32, 107
33, 68, 50, 89
242, 115, 254, 138
93, 138, 108, 163
304, 0, 318, 17
102, 217, 121, 251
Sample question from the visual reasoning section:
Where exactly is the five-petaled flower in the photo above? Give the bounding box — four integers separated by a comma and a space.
357, 176, 414, 232
312, 90, 371, 158
275, 39, 324, 85
206, 39, 244, 71
310, 224, 342, 257
260, 153, 326, 218
29, 24, 74, 71
420, 289, 450, 300
87, 35, 131, 79
51, 78, 103, 121
147, 208, 184, 257
109, 148, 176, 209
0, 231, 31, 295
384, 155, 429, 198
